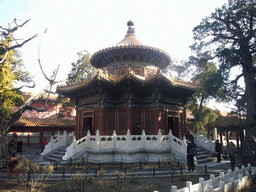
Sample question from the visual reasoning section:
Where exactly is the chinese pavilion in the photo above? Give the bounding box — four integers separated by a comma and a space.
57, 21, 197, 140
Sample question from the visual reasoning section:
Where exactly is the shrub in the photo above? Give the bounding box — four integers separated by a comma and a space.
16, 155, 54, 192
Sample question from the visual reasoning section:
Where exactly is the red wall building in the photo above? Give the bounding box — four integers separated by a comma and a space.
57, 21, 197, 140
9, 93, 75, 145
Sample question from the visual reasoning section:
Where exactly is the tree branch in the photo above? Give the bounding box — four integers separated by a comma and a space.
229, 73, 244, 85
5, 34, 38, 53
215, 16, 243, 39
11, 81, 35, 91
0, 51, 8, 64
38, 45, 53, 84
0, 19, 31, 37
0, 19, 38, 56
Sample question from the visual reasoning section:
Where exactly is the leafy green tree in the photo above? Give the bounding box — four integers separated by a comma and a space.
12, 50, 33, 85
0, 41, 24, 135
187, 61, 219, 133
164, 58, 219, 133
191, 0, 256, 163
161, 59, 189, 80
67, 50, 97, 84
189, 105, 218, 134
56, 51, 97, 118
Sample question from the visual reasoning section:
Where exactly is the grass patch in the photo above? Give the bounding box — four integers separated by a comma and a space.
0, 174, 210, 192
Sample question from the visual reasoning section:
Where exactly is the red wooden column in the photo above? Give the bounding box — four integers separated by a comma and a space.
153, 108, 160, 135
75, 110, 80, 139
39, 130, 44, 146
175, 116, 180, 139
155, 108, 162, 134
226, 131, 230, 146
183, 107, 187, 138
141, 110, 145, 132
95, 108, 104, 135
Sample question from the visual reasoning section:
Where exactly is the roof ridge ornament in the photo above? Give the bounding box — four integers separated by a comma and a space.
127, 20, 135, 35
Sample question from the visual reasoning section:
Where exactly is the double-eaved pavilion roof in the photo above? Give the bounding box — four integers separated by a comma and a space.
57, 68, 197, 99
57, 21, 198, 98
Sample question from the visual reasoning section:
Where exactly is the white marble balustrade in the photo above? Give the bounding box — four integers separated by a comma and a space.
62, 129, 187, 162
195, 132, 215, 153
170, 164, 256, 192
41, 130, 74, 156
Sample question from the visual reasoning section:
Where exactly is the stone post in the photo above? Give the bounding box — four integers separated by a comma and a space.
220, 172, 224, 181
158, 129, 162, 148
196, 132, 200, 146
199, 177, 204, 191
142, 129, 146, 149
95, 129, 100, 151
126, 129, 131, 151
113, 130, 116, 148
171, 186, 177, 192
72, 136, 76, 156
207, 185, 213, 192
50, 136, 54, 151
219, 181, 225, 191
210, 174, 215, 187
186, 181, 192, 191
63, 130, 67, 146
230, 177, 235, 191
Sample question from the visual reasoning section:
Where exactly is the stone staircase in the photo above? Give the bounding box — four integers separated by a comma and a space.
39, 146, 216, 165
194, 146, 216, 165
40, 146, 67, 164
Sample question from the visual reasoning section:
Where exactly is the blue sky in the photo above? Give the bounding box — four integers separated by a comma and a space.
1, 0, 233, 111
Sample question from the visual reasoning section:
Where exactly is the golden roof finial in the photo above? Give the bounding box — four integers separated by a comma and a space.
127, 20, 135, 35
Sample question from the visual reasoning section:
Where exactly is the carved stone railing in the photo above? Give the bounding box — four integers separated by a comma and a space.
195, 132, 215, 153
41, 130, 74, 156
170, 164, 255, 192
169, 130, 187, 160
63, 129, 187, 162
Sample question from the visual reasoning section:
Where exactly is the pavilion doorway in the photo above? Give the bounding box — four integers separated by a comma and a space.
168, 116, 179, 138
83, 117, 92, 136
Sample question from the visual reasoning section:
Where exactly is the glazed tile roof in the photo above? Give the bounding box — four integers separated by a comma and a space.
57, 68, 198, 94
12, 117, 75, 128
206, 116, 246, 131
90, 21, 171, 69
117, 33, 142, 46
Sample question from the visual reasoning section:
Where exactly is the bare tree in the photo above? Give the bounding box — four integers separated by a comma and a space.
0, 19, 62, 157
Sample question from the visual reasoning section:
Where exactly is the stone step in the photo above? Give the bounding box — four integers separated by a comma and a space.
43, 156, 63, 162
41, 146, 67, 163
193, 146, 216, 165
196, 157, 216, 164
50, 152, 65, 158
195, 154, 213, 160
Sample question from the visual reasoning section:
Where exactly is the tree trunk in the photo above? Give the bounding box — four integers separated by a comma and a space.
193, 92, 206, 134
241, 52, 256, 165
0, 130, 9, 158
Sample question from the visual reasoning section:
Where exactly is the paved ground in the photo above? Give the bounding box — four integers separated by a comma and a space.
22, 145, 42, 161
